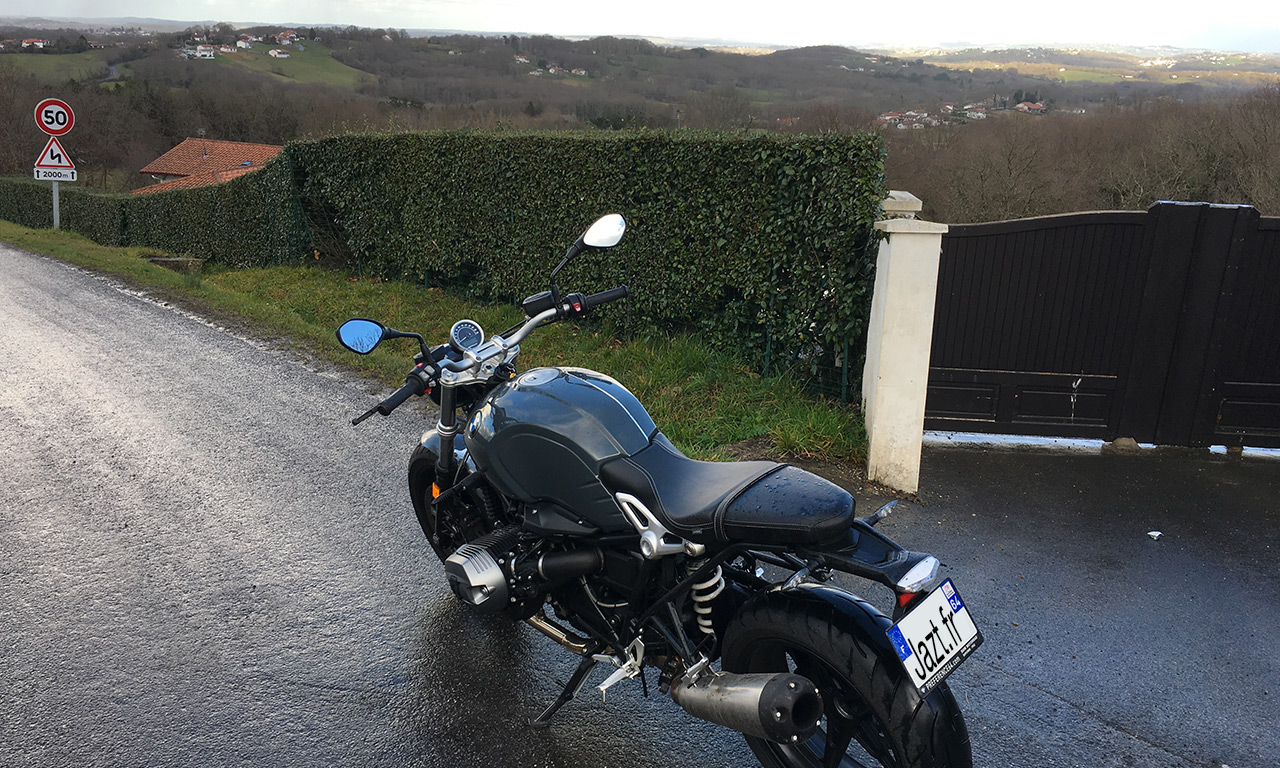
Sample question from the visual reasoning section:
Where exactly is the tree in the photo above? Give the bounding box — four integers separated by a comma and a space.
684, 86, 753, 129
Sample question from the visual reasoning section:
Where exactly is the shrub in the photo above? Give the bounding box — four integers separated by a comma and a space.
0, 129, 887, 386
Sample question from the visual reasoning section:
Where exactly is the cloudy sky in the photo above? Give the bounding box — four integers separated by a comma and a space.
6, 0, 1280, 52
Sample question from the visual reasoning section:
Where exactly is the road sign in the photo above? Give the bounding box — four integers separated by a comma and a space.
34, 168, 77, 181
34, 98, 75, 136
34, 136, 76, 182
35, 136, 75, 169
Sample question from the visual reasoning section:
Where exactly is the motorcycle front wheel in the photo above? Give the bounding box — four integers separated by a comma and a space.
721, 593, 972, 768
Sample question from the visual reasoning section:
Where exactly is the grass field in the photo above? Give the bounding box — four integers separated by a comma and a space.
1055, 69, 1126, 83
210, 42, 370, 88
0, 221, 867, 464
0, 50, 112, 82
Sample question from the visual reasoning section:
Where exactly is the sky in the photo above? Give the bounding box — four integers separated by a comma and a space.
4, 0, 1280, 53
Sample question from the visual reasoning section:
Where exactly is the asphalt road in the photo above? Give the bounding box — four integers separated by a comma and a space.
2, 243, 1277, 767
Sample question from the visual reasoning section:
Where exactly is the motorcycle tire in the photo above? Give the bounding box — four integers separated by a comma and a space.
721, 592, 972, 768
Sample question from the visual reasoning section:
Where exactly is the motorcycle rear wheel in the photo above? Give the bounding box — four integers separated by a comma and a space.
721, 593, 972, 768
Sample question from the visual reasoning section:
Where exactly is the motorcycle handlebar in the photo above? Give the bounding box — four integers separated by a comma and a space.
379, 367, 433, 414
353, 366, 433, 425
582, 285, 629, 309
355, 286, 629, 423
376, 381, 419, 415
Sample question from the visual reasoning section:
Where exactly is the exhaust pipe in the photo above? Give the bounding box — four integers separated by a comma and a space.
671, 672, 823, 744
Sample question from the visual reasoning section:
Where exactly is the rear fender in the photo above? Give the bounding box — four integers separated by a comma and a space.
741, 582, 896, 657
798, 521, 939, 595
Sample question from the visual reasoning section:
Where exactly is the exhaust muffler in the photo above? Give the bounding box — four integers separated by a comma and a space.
671, 671, 823, 744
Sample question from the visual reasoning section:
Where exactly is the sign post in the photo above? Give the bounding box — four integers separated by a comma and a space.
33, 98, 75, 230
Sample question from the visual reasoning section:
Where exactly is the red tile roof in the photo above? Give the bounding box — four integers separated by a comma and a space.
131, 165, 261, 195
138, 137, 282, 178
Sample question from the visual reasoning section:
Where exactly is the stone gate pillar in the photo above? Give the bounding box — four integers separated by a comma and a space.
862, 192, 947, 493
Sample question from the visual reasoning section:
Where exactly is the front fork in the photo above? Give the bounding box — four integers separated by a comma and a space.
433, 384, 458, 494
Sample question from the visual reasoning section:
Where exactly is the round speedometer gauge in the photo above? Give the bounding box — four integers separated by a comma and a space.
449, 319, 485, 352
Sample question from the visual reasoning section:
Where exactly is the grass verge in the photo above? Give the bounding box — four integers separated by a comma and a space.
0, 221, 867, 464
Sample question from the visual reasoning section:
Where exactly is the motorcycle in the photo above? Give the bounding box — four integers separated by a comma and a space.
337, 214, 981, 768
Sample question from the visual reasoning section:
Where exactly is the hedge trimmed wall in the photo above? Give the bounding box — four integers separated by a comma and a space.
0, 130, 886, 379
0, 157, 307, 267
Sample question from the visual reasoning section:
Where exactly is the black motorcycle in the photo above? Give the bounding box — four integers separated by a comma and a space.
337, 214, 981, 768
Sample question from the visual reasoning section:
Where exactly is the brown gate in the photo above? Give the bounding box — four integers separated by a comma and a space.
925, 202, 1280, 448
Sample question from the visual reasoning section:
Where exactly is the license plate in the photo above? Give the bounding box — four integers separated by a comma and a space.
886, 579, 982, 696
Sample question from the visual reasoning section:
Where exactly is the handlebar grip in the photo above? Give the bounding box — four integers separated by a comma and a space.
377, 371, 429, 415
583, 285, 630, 309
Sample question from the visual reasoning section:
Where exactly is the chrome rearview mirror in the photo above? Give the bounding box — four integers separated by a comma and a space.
582, 213, 626, 248
550, 214, 628, 306
336, 318, 386, 354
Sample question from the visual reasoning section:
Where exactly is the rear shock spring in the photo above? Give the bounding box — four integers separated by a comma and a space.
690, 564, 725, 635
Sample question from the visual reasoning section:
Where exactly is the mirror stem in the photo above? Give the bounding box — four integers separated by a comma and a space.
549, 240, 584, 312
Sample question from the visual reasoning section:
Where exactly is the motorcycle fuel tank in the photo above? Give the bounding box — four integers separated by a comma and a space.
465, 367, 657, 531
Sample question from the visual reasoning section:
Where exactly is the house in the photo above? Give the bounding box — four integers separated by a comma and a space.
219, 45, 235, 53
236, 40, 252, 49
571, 68, 588, 76
196, 45, 215, 59
135, 138, 283, 193
268, 49, 289, 58
1014, 101, 1046, 114
22, 39, 48, 48
514, 55, 530, 63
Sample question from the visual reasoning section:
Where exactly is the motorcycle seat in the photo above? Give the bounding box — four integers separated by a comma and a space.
599, 434, 854, 545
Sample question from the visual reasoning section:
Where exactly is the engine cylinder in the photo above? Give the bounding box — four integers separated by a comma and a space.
444, 525, 520, 613
671, 672, 823, 744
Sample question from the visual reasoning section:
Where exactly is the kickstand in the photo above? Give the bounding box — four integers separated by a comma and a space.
527, 646, 603, 728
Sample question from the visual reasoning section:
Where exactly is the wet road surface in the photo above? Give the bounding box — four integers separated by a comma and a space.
2, 243, 1277, 767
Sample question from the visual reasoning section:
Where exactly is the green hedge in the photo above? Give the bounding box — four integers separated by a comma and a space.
0, 130, 886, 383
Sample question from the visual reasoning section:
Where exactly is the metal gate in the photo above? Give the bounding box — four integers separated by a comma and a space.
924, 202, 1280, 448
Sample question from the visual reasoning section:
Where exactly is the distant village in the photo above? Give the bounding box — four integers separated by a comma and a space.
513, 55, 589, 78
872, 97, 1058, 130
178, 29, 306, 60
0, 25, 148, 51
0, 37, 120, 51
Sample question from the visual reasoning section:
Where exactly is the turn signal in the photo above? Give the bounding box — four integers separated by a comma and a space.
432, 483, 442, 499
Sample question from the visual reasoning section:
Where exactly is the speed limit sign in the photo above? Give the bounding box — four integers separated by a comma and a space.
34, 98, 75, 136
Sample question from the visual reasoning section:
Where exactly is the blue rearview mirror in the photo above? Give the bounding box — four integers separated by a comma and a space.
337, 318, 386, 354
